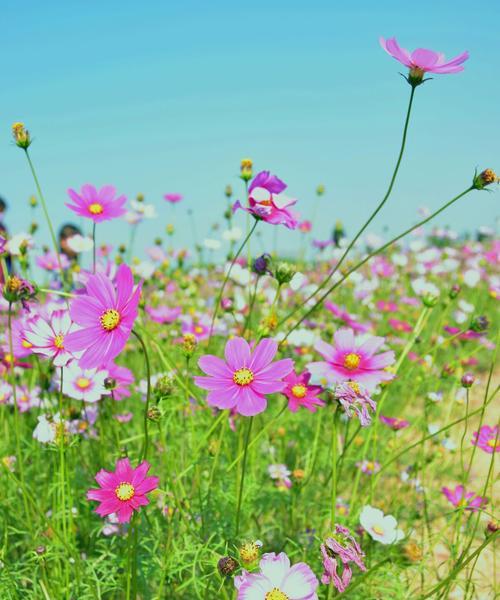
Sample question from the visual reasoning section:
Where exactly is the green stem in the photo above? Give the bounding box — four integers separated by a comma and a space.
132, 329, 152, 461
281, 185, 473, 342
278, 85, 417, 328
208, 219, 258, 344
92, 222, 97, 274
330, 407, 339, 528
235, 416, 254, 537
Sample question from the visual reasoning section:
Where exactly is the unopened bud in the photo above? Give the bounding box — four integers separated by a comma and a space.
240, 158, 253, 182
182, 333, 197, 357
147, 406, 162, 422
470, 315, 489, 333
104, 377, 117, 390
217, 556, 238, 577
12, 122, 32, 149
473, 169, 498, 190
273, 261, 296, 285
449, 284, 461, 299
224, 185, 233, 198
461, 372, 475, 388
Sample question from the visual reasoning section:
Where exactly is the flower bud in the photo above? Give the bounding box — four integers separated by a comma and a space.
272, 261, 296, 286
118, 244, 126, 254
422, 293, 438, 308
449, 284, 461, 299
486, 520, 499, 536
316, 184, 325, 196
12, 122, 32, 149
29, 195, 37, 207
104, 377, 117, 390
2, 276, 37, 305
30, 222, 38, 235
181, 333, 197, 357
473, 169, 498, 190
147, 406, 162, 422
470, 315, 489, 333
224, 185, 233, 198
217, 556, 238, 577
136, 193, 144, 203
154, 374, 174, 397
461, 372, 475, 388
239, 541, 262, 564
221, 297, 233, 312
252, 253, 272, 276
166, 224, 174, 235
240, 158, 253, 182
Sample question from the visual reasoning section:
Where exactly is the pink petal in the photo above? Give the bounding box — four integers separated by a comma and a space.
249, 338, 278, 372
224, 337, 251, 370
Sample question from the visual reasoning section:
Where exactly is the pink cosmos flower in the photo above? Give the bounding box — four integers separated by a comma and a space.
441, 485, 487, 512
36, 251, 70, 272
471, 425, 499, 454
11, 385, 41, 413
65, 264, 142, 369
233, 171, 299, 229
325, 301, 370, 333
194, 337, 294, 416
388, 318, 413, 333
25, 310, 78, 367
60, 363, 108, 403
6, 316, 38, 358
334, 381, 376, 427
146, 305, 182, 324
234, 552, 319, 600
87, 458, 159, 523
163, 193, 183, 204
380, 37, 469, 76
308, 329, 395, 390
282, 370, 325, 413
180, 314, 212, 341
379, 415, 409, 431
299, 220, 312, 233
66, 184, 127, 223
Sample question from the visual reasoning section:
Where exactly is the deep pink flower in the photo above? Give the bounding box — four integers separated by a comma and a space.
194, 337, 294, 416
282, 370, 325, 413
235, 552, 319, 600
321, 524, 366, 593
308, 328, 395, 390
441, 485, 487, 512
325, 301, 370, 333
380, 37, 469, 76
379, 415, 409, 431
66, 184, 127, 223
388, 318, 413, 333
233, 171, 299, 229
87, 458, 159, 523
471, 425, 499, 454
65, 264, 142, 369
163, 193, 183, 204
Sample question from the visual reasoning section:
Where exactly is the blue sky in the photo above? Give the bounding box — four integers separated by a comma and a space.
1, 0, 498, 261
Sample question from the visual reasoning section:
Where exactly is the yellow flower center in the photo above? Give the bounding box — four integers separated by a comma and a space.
54, 334, 64, 349
233, 368, 254, 386
343, 353, 361, 370
265, 590, 289, 600
194, 325, 204, 334
88, 203, 104, 215
487, 439, 498, 448
76, 377, 91, 390
115, 482, 135, 501
20, 395, 28, 403
372, 525, 384, 536
348, 380, 360, 394
22, 339, 33, 349
291, 384, 307, 398
365, 461, 375, 471
100, 309, 121, 331
4, 354, 13, 364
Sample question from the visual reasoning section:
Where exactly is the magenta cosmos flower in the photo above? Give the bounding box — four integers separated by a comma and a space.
380, 37, 469, 79
472, 425, 499, 454
442, 485, 487, 512
235, 552, 319, 600
163, 193, 183, 204
233, 171, 299, 229
194, 337, 294, 416
65, 264, 142, 369
66, 184, 127, 223
282, 370, 325, 413
87, 458, 159, 523
308, 328, 395, 391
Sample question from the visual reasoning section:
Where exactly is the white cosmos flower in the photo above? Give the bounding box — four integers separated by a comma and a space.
7, 232, 34, 256
411, 278, 439, 298
33, 415, 57, 444
66, 234, 94, 253
130, 200, 157, 219
228, 263, 251, 286
463, 269, 481, 287
133, 261, 156, 279
222, 227, 242, 242
203, 238, 221, 250
359, 505, 404, 545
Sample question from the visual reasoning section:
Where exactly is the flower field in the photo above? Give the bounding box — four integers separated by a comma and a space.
0, 37, 498, 600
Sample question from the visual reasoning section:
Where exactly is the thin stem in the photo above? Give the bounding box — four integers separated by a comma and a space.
330, 407, 338, 528
132, 329, 152, 461
279, 85, 417, 327
92, 222, 97, 274
281, 185, 474, 341
24, 150, 67, 292
208, 219, 258, 344
235, 416, 254, 537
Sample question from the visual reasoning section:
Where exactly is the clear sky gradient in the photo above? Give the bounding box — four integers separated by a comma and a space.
1, 0, 498, 260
